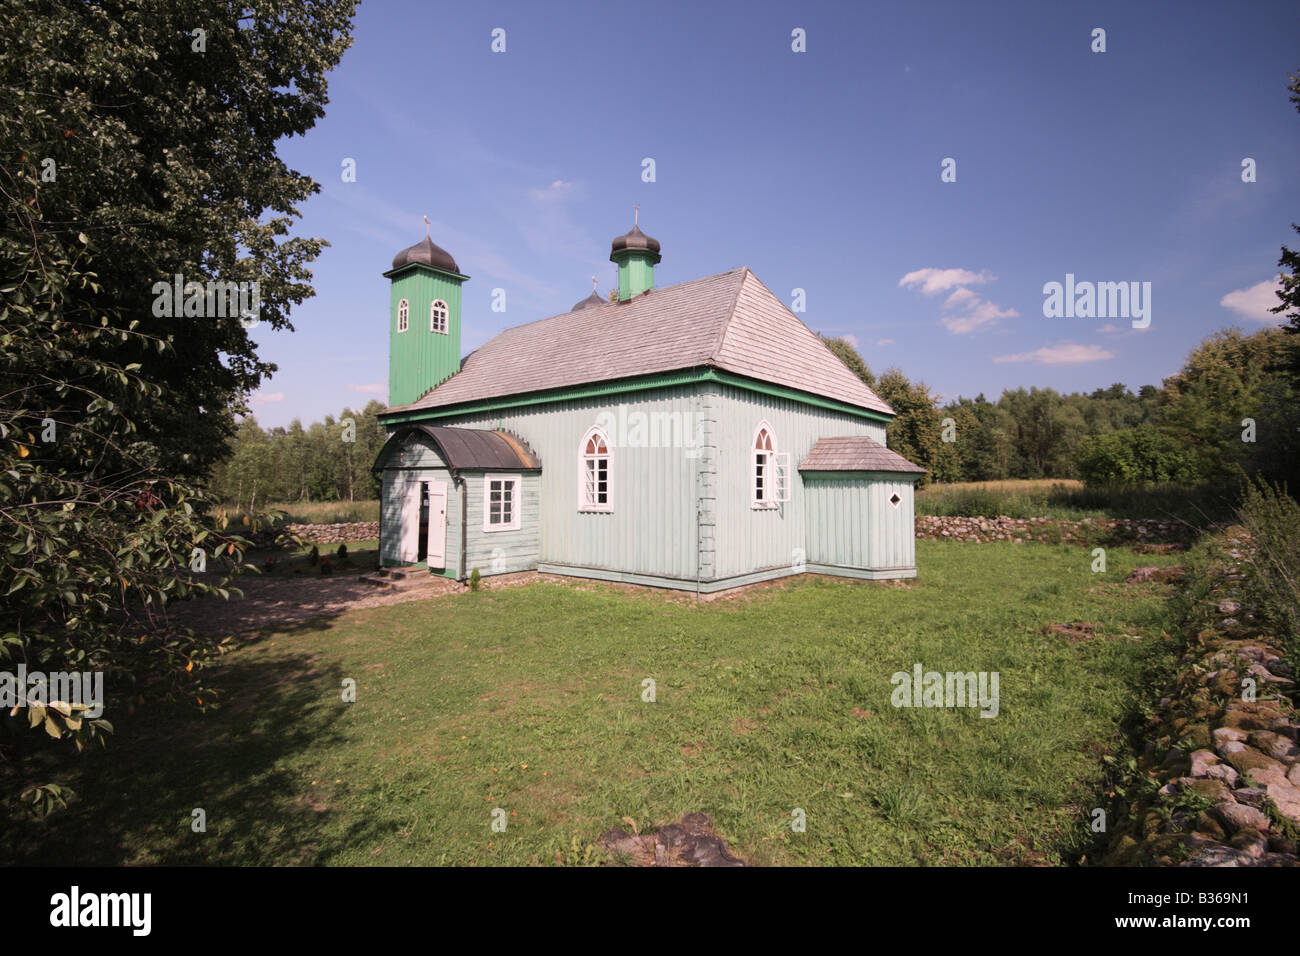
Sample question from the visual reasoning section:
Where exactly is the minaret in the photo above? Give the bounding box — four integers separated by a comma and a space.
609, 207, 661, 302
384, 219, 468, 405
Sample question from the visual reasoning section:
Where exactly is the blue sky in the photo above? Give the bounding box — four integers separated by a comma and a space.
251, 0, 1300, 428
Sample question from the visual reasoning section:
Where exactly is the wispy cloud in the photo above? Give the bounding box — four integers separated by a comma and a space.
900, 266, 1017, 334
348, 382, 387, 394
1221, 276, 1283, 323
875, 337, 895, 346
251, 391, 285, 404
993, 343, 1115, 365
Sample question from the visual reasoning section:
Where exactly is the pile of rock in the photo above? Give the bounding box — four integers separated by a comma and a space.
917, 515, 1188, 546
286, 521, 380, 544
1100, 530, 1299, 867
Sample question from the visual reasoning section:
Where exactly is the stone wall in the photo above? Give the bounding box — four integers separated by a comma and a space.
287, 522, 380, 544
917, 515, 1188, 546
1100, 529, 1299, 866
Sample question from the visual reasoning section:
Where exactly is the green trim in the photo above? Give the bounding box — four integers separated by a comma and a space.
806, 563, 917, 580
801, 469, 925, 481
379, 367, 893, 426
382, 262, 471, 282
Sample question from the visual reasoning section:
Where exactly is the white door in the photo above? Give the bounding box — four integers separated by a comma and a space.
399, 477, 421, 563
427, 480, 448, 567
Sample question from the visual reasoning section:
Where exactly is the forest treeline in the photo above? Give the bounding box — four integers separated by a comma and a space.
211, 324, 1299, 507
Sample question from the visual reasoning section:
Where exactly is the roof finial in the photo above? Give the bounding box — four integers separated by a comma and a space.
633, 204, 639, 227
591, 274, 598, 293
423, 214, 430, 237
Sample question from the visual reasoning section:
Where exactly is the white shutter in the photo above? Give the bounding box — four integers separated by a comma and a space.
773, 452, 791, 502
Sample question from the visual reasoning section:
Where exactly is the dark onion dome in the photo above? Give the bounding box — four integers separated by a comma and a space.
610, 223, 661, 261
571, 291, 607, 311
392, 234, 460, 274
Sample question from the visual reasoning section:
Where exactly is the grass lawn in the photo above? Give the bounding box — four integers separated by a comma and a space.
7, 540, 1182, 866
917, 478, 1239, 525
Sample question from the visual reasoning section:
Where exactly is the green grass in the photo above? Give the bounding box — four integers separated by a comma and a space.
4, 540, 1182, 866
917, 479, 1239, 525
245, 540, 381, 578
222, 500, 381, 527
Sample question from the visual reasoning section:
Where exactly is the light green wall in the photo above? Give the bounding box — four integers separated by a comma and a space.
803, 474, 918, 571
463, 472, 541, 577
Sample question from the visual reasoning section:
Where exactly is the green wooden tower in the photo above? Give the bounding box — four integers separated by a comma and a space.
384, 225, 469, 406
610, 213, 661, 302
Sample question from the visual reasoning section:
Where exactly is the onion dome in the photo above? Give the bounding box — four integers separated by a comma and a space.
609, 224, 661, 262
392, 235, 459, 274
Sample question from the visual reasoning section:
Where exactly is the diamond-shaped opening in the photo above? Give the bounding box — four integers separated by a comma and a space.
889, 493, 902, 507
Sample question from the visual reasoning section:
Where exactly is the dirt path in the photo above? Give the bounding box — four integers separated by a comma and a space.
167, 571, 540, 635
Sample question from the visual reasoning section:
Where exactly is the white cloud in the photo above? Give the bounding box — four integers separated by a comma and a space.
1096, 323, 1122, 334
898, 268, 992, 296
941, 300, 1018, 334
348, 382, 387, 395
900, 266, 1016, 335
875, 338, 895, 346
993, 343, 1115, 365
251, 391, 285, 404
529, 179, 574, 202
842, 334, 860, 350
1220, 277, 1283, 323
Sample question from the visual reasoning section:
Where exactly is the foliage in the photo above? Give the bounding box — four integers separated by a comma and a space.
207, 402, 388, 507
0, 0, 357, 797
1236, 479, 1300, 668
469, 567, 481, 591
1075, 426, 1201, 485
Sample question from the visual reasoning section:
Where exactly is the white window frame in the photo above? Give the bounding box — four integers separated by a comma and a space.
751, 420, 790, 508
578, 425, 613, 512
430, 298, 449, 334
482, 473, 522, 532
397, 297, 409, 333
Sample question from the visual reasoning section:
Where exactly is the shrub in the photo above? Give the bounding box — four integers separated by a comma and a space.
1075, 426, 1201, 486
308, 545, 320, 566
1236, 479, 1300, 668
469, 568, 480, 591
319, 557, 333, 576
336, 543, 348, 564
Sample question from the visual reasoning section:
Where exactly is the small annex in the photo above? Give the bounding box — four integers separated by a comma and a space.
372, 219, 925, 592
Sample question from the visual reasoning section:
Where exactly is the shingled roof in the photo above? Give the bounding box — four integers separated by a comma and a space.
385, 268, 894, 417
799, 435, 926, 474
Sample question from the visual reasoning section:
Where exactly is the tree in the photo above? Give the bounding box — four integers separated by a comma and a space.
820, 336, 877, 389
0, 0, 358, 806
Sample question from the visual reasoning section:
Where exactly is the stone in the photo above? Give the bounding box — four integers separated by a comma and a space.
1181, 844, 1253, 867
1213, 800, 1268, 833
1228, 826, 1269, 860
1189, 750, 1219, 777
1233, 787, 1267, 809
1182, 777, 1232, 802
1194, 811, 1226, 842
1213, 727, 1249, 748
1206, 764, 1241, 787
1289, 764, 1300, 787
1248, 731, 1300, 763
1218, 599, 1240, 615
1223, 746, 1287, 779
1264, 782, 1300, 825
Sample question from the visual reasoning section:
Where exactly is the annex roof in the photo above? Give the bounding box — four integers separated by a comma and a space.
384, 268, 894, 417
798, 435, 926, 474
372, 425, 542, 474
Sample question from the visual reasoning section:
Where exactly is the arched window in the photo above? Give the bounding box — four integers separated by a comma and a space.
578, 426, 612, 512
397, 298, 409, 333
430, 299, 448, 334
752, 420, 789, 507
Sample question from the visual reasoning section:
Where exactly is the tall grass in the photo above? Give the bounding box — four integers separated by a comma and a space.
1236, 480, 1300, 668
917, 480, 1239, 524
